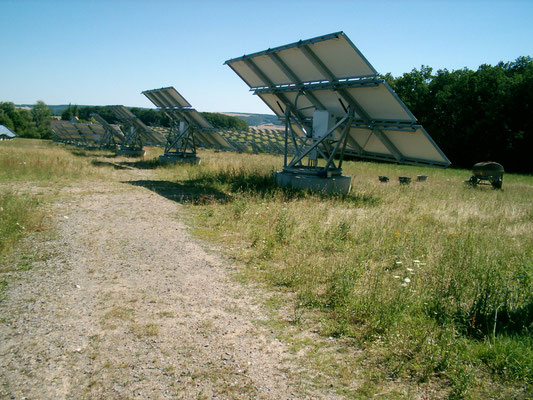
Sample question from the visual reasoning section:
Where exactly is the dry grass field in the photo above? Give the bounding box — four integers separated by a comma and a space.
1, 138, 531, 399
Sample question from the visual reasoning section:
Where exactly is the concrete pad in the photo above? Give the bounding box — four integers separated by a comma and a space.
117, 148, 146, 157
158, 154, 201, 165
274, 171, 351, 194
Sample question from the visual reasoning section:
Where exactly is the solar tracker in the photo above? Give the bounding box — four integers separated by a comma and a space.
142, 86, 231, 163
225, 31, 450, 193
91, 113, 124, 148
108, 105, 166, 156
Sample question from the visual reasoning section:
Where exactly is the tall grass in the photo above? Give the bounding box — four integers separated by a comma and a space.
0, 138, 108, 182
0, 191, 43, 260
0, 191, 45, 301
159, 150, 533, 397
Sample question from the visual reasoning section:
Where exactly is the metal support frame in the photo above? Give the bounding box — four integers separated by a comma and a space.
91, 113, 120, 149
241, 50, 354, 180
108, 107, 145, 153
281, 104, 354, 178
164, 115, 197, 158
120, 122, 144, 152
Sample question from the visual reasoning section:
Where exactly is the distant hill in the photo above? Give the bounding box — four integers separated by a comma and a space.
15, 104, 282, 128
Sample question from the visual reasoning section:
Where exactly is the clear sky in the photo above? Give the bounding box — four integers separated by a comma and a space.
1, 0, 532, 114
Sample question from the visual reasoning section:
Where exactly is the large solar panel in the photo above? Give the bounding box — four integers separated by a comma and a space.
225, 31, 450, 167
142, 87, 230, 150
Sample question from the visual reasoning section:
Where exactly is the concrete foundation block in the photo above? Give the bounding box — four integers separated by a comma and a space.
117, 148, 146, 157
274, 171, 351, 194
158, 154, 201, 165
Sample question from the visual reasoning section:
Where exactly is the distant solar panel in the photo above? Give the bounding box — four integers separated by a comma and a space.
108, 105, 166, 153
51, 121, 102, 147
225, 32, 450, 193
91, 113, 124, 148
142, 86, 231, 163
143, 86, 191, 108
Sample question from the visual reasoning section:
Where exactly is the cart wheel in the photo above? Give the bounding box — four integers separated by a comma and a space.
492, 178, 503, 189
467, 176, 478, 186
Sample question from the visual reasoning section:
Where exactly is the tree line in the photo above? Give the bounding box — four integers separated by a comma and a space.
383, 56, 532, 173
0, 101, 52, 139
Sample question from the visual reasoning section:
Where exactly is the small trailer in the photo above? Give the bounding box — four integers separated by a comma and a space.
466, 161, 504, 189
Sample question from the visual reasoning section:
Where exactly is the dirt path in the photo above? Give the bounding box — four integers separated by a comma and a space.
0, 168, 342, 399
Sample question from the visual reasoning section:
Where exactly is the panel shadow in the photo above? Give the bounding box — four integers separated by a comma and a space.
125, 180, 229, 204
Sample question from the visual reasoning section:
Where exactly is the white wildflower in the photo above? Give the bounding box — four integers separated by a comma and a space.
406, 267, 414, 272
393, 275, 401, 279
395, 261, 403, 265
404, 277, 411, 283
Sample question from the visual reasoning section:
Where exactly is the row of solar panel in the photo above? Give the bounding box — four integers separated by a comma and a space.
53, 31, 449, 168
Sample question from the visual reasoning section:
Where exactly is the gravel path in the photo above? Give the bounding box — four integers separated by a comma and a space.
0, 170, 340, 399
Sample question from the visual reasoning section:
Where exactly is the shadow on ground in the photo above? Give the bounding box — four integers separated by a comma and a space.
91, 159, 161, 170
91, 160, 133, 170
117, 159, 160, 169
184, 170, 382, 207
71, 149, 118, 158
126, 173, 381, 208
125, 180, 230, 204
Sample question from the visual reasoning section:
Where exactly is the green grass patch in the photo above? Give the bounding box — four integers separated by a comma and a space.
160, 150, 533, 398
0, 190, 46, 298
0, 191, 44, 261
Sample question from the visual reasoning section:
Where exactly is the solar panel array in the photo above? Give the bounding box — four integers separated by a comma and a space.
51, 120, 123, 147
221, 128, 292, 154
151, 125, 292, 155
225, 31, 450, 167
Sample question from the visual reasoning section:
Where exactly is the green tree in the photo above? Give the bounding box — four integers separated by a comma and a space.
61, 103, 78, 121
0, 109, 15, 131
31, 100, 51, 127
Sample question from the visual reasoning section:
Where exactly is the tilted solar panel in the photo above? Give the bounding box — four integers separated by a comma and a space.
141, 86, 231, 150
225, 31, 450, 167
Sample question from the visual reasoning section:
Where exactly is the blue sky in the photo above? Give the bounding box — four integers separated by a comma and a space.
1, 0, 531, 114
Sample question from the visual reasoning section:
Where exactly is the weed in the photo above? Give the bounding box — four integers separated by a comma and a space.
0, 138, 107, 183
132, 322, 159, 338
